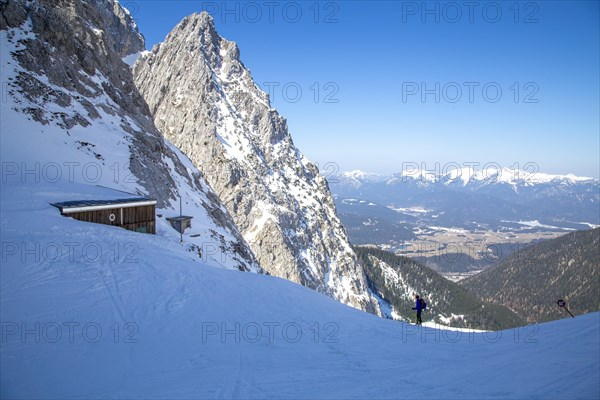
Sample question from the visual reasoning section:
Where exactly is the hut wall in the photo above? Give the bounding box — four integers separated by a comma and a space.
67, 205, 155, 234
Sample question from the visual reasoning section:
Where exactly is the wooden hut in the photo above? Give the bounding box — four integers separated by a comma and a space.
52, 197, 157, 234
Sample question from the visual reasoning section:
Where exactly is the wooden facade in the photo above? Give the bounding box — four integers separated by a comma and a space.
52, 198, 157, 234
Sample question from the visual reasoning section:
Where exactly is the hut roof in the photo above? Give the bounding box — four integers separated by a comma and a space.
51, 197, 156, 214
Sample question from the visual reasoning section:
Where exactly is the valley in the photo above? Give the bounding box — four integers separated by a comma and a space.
330, 170, 599, 279
386, 224, 566, 280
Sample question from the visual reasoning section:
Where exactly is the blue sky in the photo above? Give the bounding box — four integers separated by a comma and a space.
129, 1, 599, 178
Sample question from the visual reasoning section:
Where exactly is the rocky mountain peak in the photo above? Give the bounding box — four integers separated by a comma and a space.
162, 11, 228, 70
179, 12, 243, 81
182, 11, 216, 33
133, 12, 380, 313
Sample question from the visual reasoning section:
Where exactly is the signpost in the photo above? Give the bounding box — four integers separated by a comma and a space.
180, 196, 183, 244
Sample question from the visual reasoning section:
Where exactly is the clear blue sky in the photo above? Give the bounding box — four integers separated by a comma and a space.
127, 1, 599, 178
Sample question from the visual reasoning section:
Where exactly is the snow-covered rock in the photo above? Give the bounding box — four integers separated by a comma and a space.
132, 12, 379, 314
0, 0, 260, 272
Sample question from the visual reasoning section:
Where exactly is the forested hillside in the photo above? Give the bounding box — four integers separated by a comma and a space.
463, 228, 600, 323
355, 247, 525, 330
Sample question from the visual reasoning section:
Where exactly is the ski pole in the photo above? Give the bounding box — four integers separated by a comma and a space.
557, 299, 574, 318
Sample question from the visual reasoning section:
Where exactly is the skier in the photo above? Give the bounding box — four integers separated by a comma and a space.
412, 294, 424, 325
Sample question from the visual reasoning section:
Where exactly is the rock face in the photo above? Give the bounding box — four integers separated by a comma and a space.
133, 12, 379, 313
1, 0, 261, 272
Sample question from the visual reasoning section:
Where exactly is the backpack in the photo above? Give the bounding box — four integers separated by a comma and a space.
421, 299, 427, 310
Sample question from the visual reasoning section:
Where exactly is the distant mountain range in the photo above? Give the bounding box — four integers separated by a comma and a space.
330, 168, 599, 244
339, 167, 597, 187
462, 228, 600, 323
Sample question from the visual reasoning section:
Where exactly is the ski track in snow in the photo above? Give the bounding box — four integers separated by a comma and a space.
1, 181, 599, 399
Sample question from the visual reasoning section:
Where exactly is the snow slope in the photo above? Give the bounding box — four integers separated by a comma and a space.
1, 181, 599, 399
0, 2, 260, 272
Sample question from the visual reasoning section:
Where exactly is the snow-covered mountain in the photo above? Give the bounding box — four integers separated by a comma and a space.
132, 13, 379, 314
336, 170, 386, 188
0, 0, 260, 272
343, 167, 598, 189
331, 167, 600, 233
392, 166, 597, 189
